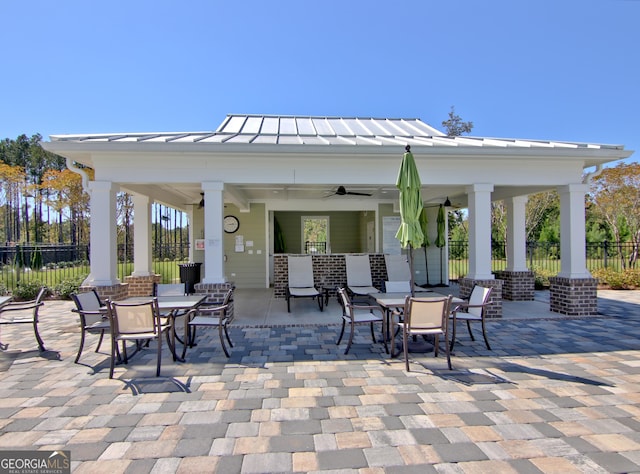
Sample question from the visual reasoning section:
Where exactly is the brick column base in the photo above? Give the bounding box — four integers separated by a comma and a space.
82, 283, 129, 301
494, 270, 535, 301
549, 276, 597, 316
194, 282, 236, 319
124, 274, 162, 297
458, 278, 503, 319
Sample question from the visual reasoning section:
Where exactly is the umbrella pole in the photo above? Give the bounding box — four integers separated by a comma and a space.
424, 246, 431, 287
439, 246, 443, 285
409, 246, 415, 297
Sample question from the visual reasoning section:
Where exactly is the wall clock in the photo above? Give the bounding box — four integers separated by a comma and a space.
224, 215, 240, 233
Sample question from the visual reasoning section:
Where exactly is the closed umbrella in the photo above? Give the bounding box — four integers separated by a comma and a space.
435, 204, 446, 285
395, 145, 424, 296
420, 207, 431, 286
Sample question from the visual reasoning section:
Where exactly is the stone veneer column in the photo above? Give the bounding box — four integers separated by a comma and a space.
458, 277, 503, 319
550, 184, 597, 316
82, 283, 129, 302
494, 270, 535, 301
124, 274, 162, 297
549, 276, 598, 316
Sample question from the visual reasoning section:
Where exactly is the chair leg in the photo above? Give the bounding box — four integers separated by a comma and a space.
156, 335, 162, 377
390, 323, 397, 358
286, 295, 291, 313
345, 320, 356, 355
95, 330, 104, 353
317, 295, 323, 312
181, 324, 190, 360
218, 323, 230, 357
336, 320, 346, 345
75, 329, 87, 364
403, 329, 410, 372
445, 330, 452, 370
224, 325, 233, 347
33, 321, 45, 351
466, 320, 475, 341
109, 338, 117, 379
369, 322, 376, 343
480, 319, 492, 350
450, 316, 457, 351
433, 334, 439, 357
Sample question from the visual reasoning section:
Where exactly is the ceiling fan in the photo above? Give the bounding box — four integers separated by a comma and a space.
326, 185, 372, 197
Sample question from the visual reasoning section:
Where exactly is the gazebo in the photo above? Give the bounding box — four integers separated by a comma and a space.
42, 114, 633, 316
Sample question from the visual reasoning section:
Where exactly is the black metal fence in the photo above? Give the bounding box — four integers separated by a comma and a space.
0, 243, 190, 293
305, 241, 327, 254
448, 240, 639, 281
1, 241, 637, 293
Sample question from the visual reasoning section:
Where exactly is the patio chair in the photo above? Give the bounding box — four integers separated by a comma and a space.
286, 255, 323, 313
71, 289, 111, 363
336, 287, 386, 354
450, 285, 493, 350
153, 283, 186, 297
384, 280, 412, 293
384, 254, 430, 293
345, 254, 380, 299
0, 287, 47, 351
391, 295, 453, 371
106, 298, 172, 378
182, 288, 234, 358
153, 282, 189, 344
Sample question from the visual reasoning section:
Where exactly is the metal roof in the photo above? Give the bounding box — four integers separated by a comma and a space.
49, 114, 626, 151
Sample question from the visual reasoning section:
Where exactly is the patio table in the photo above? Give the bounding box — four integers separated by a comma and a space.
372, 291, 463, 345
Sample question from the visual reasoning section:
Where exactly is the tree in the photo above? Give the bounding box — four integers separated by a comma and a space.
525, 191, 559, 241
590, 162, 640, 268
441, 106, 473, 136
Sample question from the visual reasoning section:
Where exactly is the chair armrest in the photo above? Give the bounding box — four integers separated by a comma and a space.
0, 301, 44, 313
194, 303, 229, 315
71, 308, 107, 316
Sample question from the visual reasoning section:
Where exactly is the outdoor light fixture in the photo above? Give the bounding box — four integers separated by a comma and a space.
198, 193, 205, 209
444, 196, 451, 207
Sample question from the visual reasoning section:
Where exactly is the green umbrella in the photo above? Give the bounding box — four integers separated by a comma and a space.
395, 145, 424, 296
435, 204, 446, 285
420, 207, 431, 286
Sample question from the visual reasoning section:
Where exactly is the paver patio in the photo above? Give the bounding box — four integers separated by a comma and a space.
0, 289, 638, 473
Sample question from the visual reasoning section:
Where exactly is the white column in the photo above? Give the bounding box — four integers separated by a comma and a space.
466, 183, 494, 280
558, 183, 591, 278
505, 195, 529, 272
85, 181, 119, 286
131, 194, 152, 277
202, 181, 226, 283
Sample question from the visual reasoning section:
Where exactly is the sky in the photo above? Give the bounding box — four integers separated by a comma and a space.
1, 0, 638, 164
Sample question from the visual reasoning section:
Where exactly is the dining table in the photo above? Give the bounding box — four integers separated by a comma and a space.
372, 291, 464, 345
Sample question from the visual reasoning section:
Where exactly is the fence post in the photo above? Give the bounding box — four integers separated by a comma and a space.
603, 240, 608, 269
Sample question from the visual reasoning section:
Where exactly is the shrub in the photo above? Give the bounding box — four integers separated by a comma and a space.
531, 266, 555, 289
54, 275, 88, 300
13, 280, 46, 301
0, 283, 7, 296
592, 268, 640, 289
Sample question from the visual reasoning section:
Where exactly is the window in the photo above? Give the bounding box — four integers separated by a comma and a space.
302, 216, 329, 254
